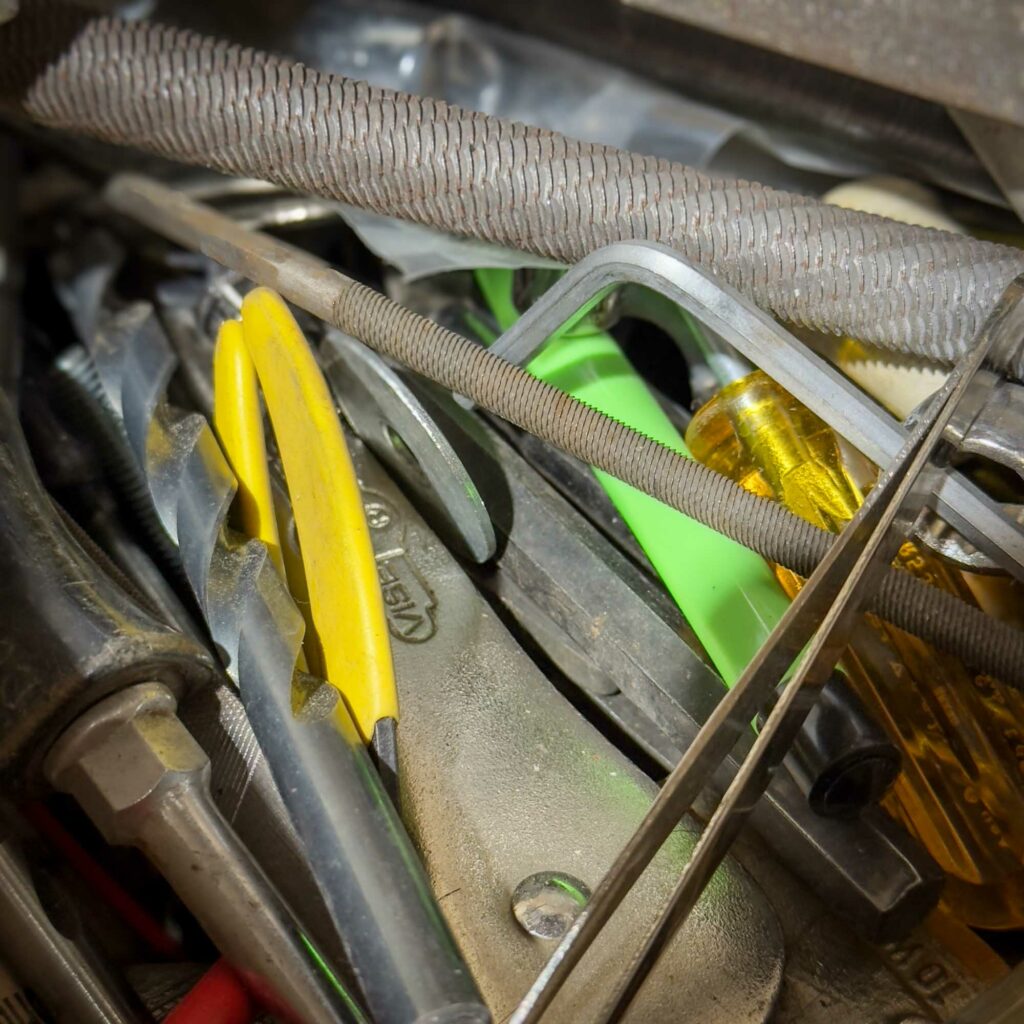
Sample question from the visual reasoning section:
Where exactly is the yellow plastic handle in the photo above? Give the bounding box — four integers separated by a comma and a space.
212, 319, 285, 577
239, 288, 398, 740
214, 318, 313, 687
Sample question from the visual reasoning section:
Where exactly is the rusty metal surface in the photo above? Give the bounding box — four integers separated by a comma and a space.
622, 0, 1024, 127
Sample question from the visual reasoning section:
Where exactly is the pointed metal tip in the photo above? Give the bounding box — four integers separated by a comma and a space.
371, 717, 400, 806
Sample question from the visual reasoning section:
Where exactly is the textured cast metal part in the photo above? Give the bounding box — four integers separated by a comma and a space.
446, 405, 942, 939
158, 425, 983, 1024
341, 433, 785, 1024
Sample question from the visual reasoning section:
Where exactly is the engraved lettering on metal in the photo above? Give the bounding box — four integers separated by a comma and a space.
364, 494, 437, 643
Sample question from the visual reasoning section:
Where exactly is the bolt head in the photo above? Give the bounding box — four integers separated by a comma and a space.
46, 683, 207, 845
512, 871, 591, 940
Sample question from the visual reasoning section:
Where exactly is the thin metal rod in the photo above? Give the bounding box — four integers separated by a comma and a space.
489, 240, 1024, 580
597, 280, 1018, 1022
0, 841, 144, 1024
511, 278, 1024, 1024
102, 173, 1024, 687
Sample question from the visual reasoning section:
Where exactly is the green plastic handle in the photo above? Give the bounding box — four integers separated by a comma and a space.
475, 268, 790, 685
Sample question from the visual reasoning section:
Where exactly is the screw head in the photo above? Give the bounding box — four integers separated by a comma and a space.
512, 871, 591, 940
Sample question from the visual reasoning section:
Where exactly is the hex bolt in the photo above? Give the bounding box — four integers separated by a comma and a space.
511, 872, 592, 940
45, 682, 361, 1024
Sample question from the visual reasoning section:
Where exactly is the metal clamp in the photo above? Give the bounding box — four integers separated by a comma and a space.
489, 240, 1024, 580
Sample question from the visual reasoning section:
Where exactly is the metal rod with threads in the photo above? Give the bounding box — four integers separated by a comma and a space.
511, 272, 1024, 1024
596, 275, 1022, 1022
102, 173, 1024, 687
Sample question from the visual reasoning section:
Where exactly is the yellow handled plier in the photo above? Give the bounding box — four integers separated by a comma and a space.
212, 288, 399, 787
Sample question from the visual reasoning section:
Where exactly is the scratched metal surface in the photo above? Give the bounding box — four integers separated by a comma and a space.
723, 824, 997, 1023
83, 304, 991, 1021
348, 440, 785, 1023
63, 222, 996, 1023
74, 284, 784, 1023
622, 0, 1024, 127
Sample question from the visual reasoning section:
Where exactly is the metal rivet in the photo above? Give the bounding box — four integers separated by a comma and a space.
511, 871, 591, 940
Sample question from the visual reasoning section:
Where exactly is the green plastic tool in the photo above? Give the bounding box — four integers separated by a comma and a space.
474, 268, 791, 685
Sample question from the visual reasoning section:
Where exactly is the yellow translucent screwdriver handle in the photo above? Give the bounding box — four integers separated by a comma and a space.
238, 288, 398, 742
